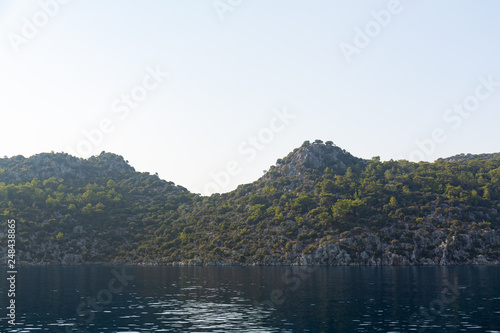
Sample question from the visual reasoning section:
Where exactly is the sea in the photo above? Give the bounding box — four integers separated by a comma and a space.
1, 265, 499, 332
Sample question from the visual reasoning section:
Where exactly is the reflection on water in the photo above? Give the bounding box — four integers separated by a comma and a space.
0, 266, 499, 332
150, 298, 276, 332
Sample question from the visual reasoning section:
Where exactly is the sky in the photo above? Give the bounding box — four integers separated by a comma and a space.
1, 0, 500, 195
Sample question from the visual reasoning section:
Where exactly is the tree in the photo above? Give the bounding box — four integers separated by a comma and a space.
483, 188, 491, 200
331, 199, 366, 229
56, 232, 64, 242
107, 179, 117, 189
293, 195, 315, 213
82, 203, 93, 215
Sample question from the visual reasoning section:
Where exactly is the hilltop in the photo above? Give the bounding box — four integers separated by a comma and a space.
439, 152, 500, 162
1, 141, 500, 265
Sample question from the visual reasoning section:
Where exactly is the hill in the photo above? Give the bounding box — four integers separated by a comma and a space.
1, 141, 500, 265
439, 152, 500, 162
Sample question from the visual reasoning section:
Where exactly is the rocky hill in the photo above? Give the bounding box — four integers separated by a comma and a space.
440, 152, 500, 162
1, 141, 500, 266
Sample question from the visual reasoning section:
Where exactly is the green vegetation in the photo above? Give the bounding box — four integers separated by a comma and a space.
1, 143, 500, 265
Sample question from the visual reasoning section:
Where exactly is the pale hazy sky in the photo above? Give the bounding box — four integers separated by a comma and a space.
1, 1, 500, 194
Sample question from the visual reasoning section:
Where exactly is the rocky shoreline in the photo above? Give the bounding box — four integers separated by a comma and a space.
8, 223, 500, 267
10, 260, 500, 266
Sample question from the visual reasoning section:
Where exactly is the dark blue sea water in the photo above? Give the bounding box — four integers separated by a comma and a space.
0, 266, 499, 332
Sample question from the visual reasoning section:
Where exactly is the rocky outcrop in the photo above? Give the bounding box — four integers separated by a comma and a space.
0, 152, 136, 184
440, 152, 500, 162
271, 142, 362, 179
